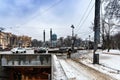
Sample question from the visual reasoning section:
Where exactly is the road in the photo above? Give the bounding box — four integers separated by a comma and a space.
59, 59, 92, 80
58, 58, 116, 80
56, 50, 116, 80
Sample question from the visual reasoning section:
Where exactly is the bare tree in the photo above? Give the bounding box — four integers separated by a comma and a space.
101, 0, 120, 51
59, 37, 64, 47
105, 0, 120, 22
31, 39, 42, 47
101, 18, 116, 52
64, 36, 72, 47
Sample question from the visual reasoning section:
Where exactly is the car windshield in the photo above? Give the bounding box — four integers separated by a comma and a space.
18, 48, 23, 50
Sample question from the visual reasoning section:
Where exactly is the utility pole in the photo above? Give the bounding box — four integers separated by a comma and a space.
93, 0, 101, 64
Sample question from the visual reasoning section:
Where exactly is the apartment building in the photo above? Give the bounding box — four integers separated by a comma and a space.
0, 32, 31, 49
18, 35, 32, 48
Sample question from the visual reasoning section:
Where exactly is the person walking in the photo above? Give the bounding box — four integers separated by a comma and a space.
67, 48, 72, 58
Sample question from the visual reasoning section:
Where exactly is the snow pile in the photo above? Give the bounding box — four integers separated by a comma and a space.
100, 54, 120, 71
52, 55, 67, 80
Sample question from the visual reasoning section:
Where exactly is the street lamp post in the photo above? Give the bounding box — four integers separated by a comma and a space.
71, 25, 75, 51
88, 35, 90, 50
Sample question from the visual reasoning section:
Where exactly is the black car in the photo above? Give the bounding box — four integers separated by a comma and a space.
34, 47, 46, 53
59, 47, 68, 53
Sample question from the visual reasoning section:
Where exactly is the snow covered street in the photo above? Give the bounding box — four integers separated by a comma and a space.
59, 59, 92, 80
52, 52, 116, 80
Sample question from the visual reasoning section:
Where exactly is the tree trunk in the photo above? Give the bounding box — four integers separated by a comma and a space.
107, 34, 110, 52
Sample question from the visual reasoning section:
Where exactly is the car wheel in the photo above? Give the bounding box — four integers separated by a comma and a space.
24, 51, 26, 53
16, 51, 18, 53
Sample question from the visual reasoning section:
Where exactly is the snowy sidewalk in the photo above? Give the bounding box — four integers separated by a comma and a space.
103, 50, 120, 55
59, 59, 115, 80
77, 50, 120, 80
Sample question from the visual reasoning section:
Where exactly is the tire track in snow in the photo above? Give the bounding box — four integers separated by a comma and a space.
72, 59, 117, 80
59, 59, 93, 80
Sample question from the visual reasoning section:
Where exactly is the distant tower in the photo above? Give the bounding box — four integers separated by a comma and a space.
43, 30, 45, 42
50, 28, 52, 42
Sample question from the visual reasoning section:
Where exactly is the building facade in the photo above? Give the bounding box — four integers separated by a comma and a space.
0, 32, 31, 49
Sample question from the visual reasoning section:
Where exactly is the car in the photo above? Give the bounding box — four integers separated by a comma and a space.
59, 47, 68, 53
34, 47, 46, 53
11, 47, 26, 53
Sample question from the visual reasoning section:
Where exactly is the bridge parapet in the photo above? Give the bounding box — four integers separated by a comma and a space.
0, 54, 51, 67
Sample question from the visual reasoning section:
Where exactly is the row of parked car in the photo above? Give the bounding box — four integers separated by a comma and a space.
10, 47, 47, 54
1, 46, 78, 54
34, 47, 69, 53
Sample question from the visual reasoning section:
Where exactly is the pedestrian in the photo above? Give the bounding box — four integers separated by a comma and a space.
67, 48, 72, 58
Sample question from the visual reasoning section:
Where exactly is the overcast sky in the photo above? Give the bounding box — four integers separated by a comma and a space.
0, 0, 95, 41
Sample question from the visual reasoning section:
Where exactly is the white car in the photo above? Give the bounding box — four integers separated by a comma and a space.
11, 47, 26, 53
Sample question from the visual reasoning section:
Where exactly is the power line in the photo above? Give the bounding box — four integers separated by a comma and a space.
78, 31, 94, 39
41, 0, 63, 14
76, 0, 93, 29
8, 0, 63, 29
76, 3, 95, 33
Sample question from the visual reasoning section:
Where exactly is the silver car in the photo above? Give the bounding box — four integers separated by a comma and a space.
11, 47, 26, 53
